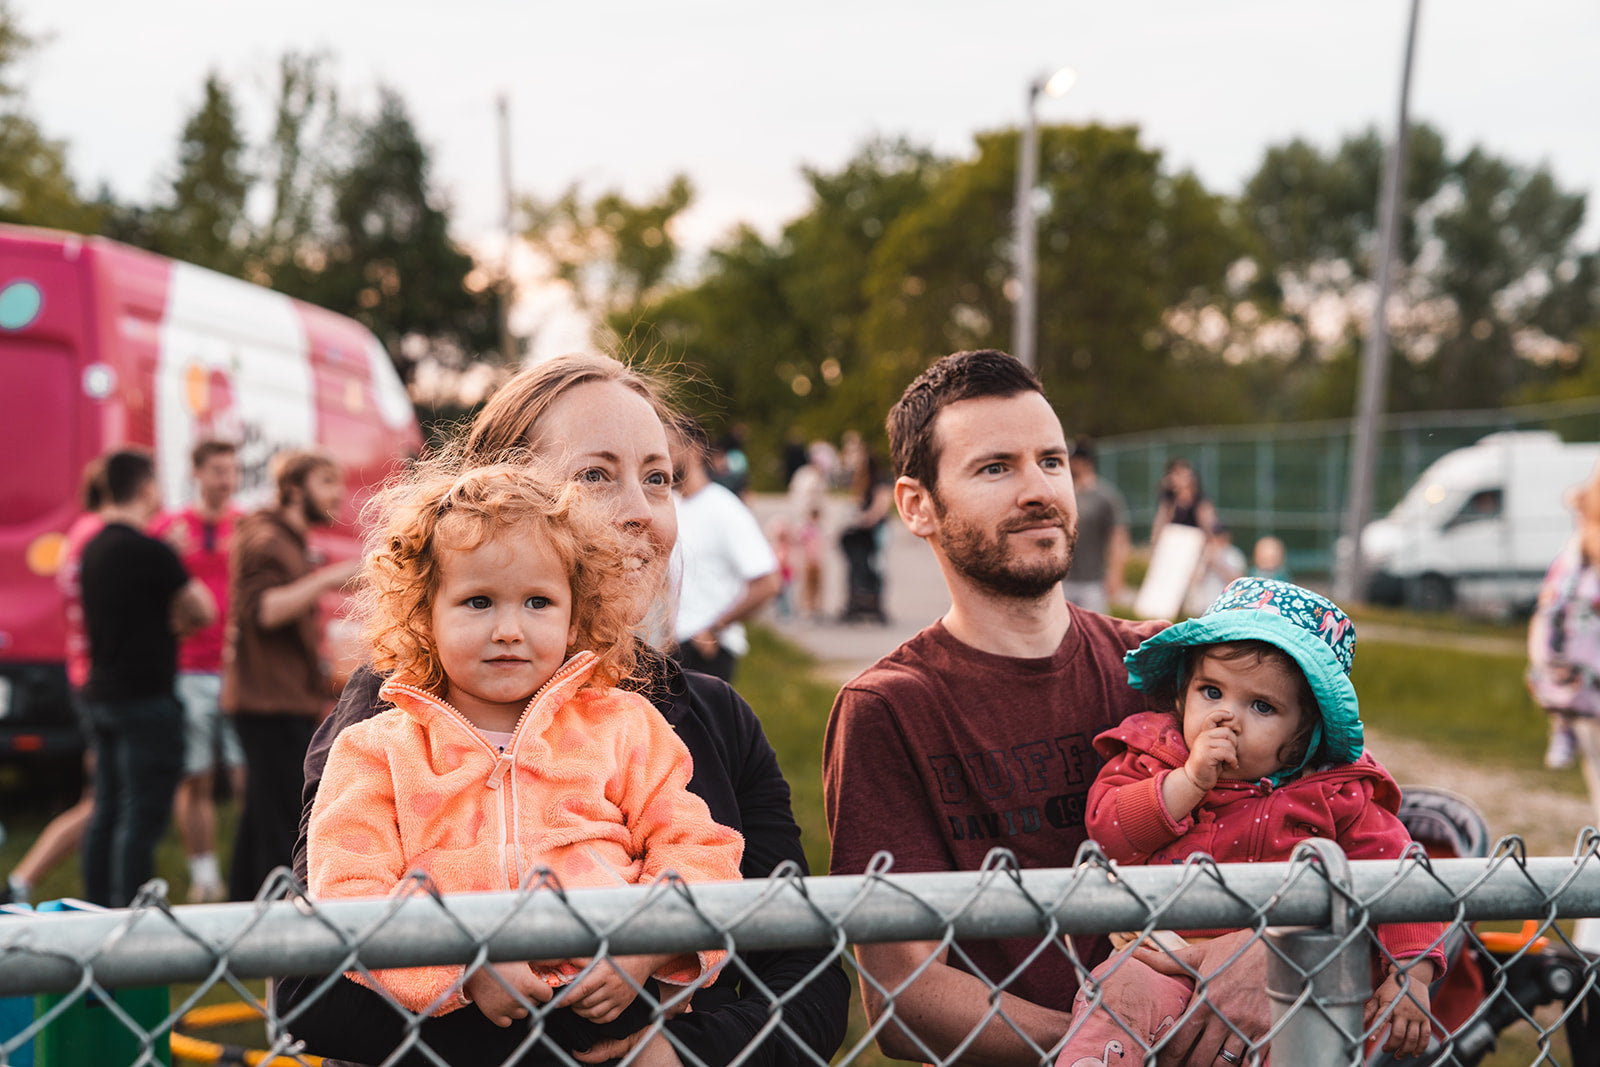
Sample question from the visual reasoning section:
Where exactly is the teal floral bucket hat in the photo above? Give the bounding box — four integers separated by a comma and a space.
1124, 577, 1362, 784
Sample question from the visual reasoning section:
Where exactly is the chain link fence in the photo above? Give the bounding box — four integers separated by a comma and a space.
1096, 395, 1600, 577
4, 829, 1600, 1067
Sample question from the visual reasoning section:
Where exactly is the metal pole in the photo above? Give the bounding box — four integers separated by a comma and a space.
1266, 840, 1368, 1067
496, 92, 517, 365
1013, 80, 1042, 370
1333, 0, 1422, 603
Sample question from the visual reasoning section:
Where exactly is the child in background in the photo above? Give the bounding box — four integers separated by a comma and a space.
308, 457, 743, 1043
1249, 535, 1291, 581
764, 515, 796, 619
1063, 578, 1445, 1065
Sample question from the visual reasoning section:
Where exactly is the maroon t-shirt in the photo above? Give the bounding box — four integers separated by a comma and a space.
823, 609, 1164, 1009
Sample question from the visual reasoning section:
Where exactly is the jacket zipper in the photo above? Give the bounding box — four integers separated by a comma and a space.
385, 653, 595, 892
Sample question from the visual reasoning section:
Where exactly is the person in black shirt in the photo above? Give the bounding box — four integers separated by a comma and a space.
78, 449, 215, 907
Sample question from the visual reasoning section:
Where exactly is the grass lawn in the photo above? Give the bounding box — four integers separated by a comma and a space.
0, 616, 1584, 1065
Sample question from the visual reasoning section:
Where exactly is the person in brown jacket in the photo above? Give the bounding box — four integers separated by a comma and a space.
223, 448, 357, 901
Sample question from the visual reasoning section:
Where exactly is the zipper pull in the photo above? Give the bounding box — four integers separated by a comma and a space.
485, 750, 513, 789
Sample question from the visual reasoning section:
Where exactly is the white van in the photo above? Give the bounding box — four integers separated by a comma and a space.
1360, 431, 1600, 614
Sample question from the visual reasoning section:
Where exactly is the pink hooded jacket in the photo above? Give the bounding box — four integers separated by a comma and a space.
308, 650, 745, 1014
1086, 711, 1445, 970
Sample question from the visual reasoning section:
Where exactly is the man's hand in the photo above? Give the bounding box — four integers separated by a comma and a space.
572, 999, 692, 1066
1134, 929, 1268, 1066
690, 630, 722, 659
463, 961, 555, 1028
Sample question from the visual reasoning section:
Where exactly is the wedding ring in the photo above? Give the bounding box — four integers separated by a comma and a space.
1219, 1051, 1242, 1064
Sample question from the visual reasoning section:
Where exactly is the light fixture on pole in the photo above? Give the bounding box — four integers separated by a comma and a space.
1012, 65, 1077, 371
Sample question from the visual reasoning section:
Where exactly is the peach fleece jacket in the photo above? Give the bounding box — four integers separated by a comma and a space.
307, 650, 745, 1015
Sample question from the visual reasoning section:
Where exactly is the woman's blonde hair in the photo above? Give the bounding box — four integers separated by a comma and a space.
356, 450, 640, 695
463, 353, 676, 463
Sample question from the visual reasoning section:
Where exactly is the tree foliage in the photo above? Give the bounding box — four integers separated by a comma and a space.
1241, 125, 1598, 412
522, 174, 695, 331
148, 72, 251, 275
0, 3, 98, 233
296, 87, 496, 383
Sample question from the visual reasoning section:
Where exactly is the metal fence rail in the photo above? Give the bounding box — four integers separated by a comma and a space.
3, 834, 1600, 1067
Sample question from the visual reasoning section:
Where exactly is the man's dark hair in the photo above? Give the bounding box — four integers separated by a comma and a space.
886, 349, 1043, 492
102, 448, 156, 506
191, 438, 237, 470
1071, 435, 1097, 467
273, 448, 338, 507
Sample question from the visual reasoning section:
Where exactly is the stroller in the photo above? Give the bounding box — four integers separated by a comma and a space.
1366, 786, 1600, 1066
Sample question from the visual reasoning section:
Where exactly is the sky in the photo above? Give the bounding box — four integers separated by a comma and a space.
19, 1, 1600, 266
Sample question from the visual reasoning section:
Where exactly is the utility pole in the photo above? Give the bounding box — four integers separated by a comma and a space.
1333, 0, 1422, 605
497, 93, 517, 365
1011, 67, 1075, 371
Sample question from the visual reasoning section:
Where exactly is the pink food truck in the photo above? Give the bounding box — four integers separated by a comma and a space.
0, 224, 422, 766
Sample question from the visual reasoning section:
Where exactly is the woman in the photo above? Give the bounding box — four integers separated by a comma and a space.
1149, 456, 1218, 545
838, 448, 892, 623
277, 353, 850, 1067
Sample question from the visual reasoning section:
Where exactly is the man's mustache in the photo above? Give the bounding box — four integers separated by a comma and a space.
997, 508, 1070, 533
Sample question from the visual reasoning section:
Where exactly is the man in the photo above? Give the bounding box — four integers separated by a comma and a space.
151, 439, 245, 904
669, 417, 782, 681
224, 448, 358, 901
823, 349, 1265, 1065
79, 448, 216, 907
1061, 436, 1130, 613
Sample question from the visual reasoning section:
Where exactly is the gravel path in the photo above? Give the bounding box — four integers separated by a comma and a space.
748, 495, 1597, 859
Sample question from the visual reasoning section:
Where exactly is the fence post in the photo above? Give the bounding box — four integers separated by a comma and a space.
1265, 840, 1367, 1067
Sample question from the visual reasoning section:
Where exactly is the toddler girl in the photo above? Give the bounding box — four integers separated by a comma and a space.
1061, 578, 1445, 1065
308, 457, 743, 1043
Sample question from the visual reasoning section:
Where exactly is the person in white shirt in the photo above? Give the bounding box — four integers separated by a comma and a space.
669, 418, 782, 681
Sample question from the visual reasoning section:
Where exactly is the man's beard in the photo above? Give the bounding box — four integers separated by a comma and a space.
301, 492, 335, 527
935, 496, 1077, 599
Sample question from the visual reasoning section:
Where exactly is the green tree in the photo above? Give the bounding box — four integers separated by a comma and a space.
248, 52, 345, 291
313, 87, 496, 384
629, 139, 945, 478
862, 124, 1244, 436
151, 72, 252, 275
522, 174, 695, 335
0, 3, 98, 232
1241, 126, 1598, 412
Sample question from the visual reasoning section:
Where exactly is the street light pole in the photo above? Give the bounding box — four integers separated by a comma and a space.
1333, 0, 1422, 604
1012, 67, 1076, 372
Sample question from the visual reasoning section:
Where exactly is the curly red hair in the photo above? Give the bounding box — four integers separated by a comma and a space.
356, 453, 640, 696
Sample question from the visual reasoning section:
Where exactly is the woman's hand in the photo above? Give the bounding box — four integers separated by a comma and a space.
463, 961, 556, 1028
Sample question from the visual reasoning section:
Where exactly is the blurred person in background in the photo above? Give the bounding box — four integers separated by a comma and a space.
710, 423, 750, 498
670, 416, 782, 682
1527, 472, 1600, 772
150, 439, 245, 904
1250, 535, 1291, 581
786, 441, 834, 619
223, 448, 358, 901
838, 447, 893, 624
1061, 436, 1129, 613
0, 459, 108, 905
79, 448, 216, 907
1149, 456, 1218, 544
